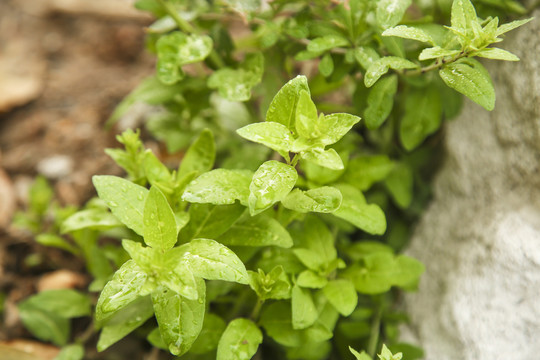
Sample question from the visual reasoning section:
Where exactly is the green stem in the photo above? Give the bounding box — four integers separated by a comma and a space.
157, 0, 195, 33
250, 299, 264, 321
367, 306, 382, 358
403, 51, 469, 76
290, 153, 301, 167
76, 319, 96, 345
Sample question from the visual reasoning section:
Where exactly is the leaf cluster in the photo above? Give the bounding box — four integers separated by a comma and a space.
14, 0, 534, 359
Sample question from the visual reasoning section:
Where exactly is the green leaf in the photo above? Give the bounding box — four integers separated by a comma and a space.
302, 151, 347, 185
378, 344, 403, 360
249, 161, 298, 215
291, 216, 336, 270
19, 289, 91, 319
181, 203, 246, 241
182, 169, 253, 206
354, 47, 381, 70
29, 176, 53, 215
300, 148, 344, 170
95, 260, 149, 322
260, 302, 332, 347
236, 122, 293, 153
343, 155, 395, 191
295, 90, 319, 140
190, 313, 227, 354
183, 239, 249, 284
249, 266, 292, 300
296, 270, 328, 289
319, 53, 334, 77
292, 285, 318, 329
316, 113, 362, 145
474, 47, 519, 61
92, 175, 149, 236
333, 184, 387, 235
439, 58, 495, 111
450, 0, 477, 31
266, 75, 310, 131
217, 318, 263, 360
345, 253, 424, 294
152, 281, 206, 356
364, 57, 417, 87
495, 17, 533, 36
382, 25, 433, 44
61, 208, 122, 233
392, 255, 425, 290
121, 240, 156, 271
144, 186, 178, 251
376, 0, 412, 29
364, 74, 398, 130
143, 150, 173, 192
350, 347, 372, 360
36, 233, 79, 255
55, 344, 84, 360
218, 214, 293, 248
323, 279, 357, 316
307, 35, 349, 52
418, 46, 460, 60
97, 296, 154, 351
223, 0, 261, 13
178, 129, 216, 179
156, 32, 213, 85
384, 163, 413, 208
208, 53, 264, 101
345, 253, 396, 294
400, 86, 442, 150
18, 302, 69, 346
282, 187, 342, 213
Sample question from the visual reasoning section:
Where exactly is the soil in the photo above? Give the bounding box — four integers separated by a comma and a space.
0, 0, 161, 358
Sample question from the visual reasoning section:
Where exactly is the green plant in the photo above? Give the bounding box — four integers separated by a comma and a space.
15, 0, 533, 359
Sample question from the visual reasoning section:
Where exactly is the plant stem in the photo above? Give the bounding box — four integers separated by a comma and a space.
290, 153, 301, 167
403, 51, 468, 76
367, 306, 383, 358
250, 299, 264, 321
77, 319, 96, 345
157, 0, 195, 33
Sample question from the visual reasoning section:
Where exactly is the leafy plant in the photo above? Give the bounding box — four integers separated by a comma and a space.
15, 0, 533, 359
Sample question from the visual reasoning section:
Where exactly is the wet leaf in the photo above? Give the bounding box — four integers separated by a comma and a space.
182, 169, 253, 206
376, 0, 412, 29
183, 239, 249, 284
217, 318, 262, 360
151, 281, 206, 356
144, 186, 178, 251
93, 175, 148, 236
333, 184, 386, 235
266, 75, 310, 131
248, 161, 297, 215
236, 122, 293, 153
439, 58, 495, 110
178, 129, 216, 179
218, 214, 293, 248
282, 187, 342, 213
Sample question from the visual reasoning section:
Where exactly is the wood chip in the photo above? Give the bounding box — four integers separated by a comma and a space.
0, 168, 16, 230
37, 269, 87, 291
0, 340, 60, 360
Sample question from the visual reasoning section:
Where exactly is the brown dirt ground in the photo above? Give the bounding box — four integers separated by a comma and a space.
0, 0, 164, 358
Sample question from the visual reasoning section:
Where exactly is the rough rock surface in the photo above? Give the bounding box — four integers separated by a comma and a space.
403, 11, 540, 360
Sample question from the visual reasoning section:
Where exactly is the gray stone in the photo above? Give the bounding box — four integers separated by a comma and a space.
403, 12, 540, 360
